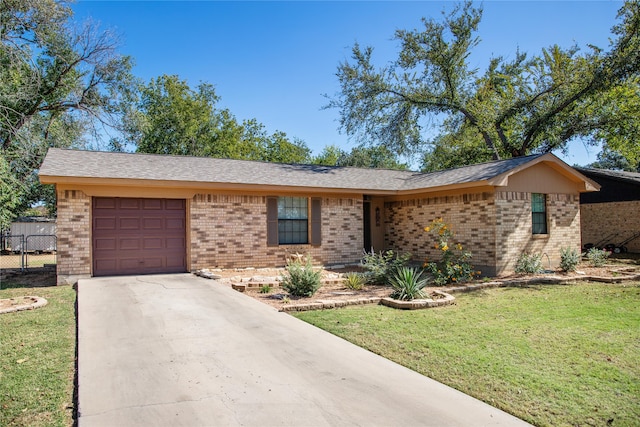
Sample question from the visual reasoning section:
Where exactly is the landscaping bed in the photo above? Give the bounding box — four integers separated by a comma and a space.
204, 261, 640, 312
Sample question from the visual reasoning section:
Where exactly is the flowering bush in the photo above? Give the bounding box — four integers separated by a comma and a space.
423, 218, 476, 286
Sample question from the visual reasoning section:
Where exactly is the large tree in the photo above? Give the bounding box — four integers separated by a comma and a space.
313, 144, 407, 169
124, 74, 312, 163
0, 0, 134, 224
328, 1, 640, 169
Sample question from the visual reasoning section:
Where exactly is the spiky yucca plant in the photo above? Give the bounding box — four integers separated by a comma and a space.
389, 267, 430, 301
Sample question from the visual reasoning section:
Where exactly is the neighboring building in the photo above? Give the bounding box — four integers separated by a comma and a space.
575, 167, 640, 253
4, 217, 57, 252
39, 148, 598, 285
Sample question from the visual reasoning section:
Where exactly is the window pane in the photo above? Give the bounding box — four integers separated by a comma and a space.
531, 193, 545, 213
277, 197, 309, 244
278, 197, 308, 219
278, 219, 308, 244
531, 194, 547, 234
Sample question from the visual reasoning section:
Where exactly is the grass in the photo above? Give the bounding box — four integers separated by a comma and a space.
293, 282, 640, 427
0, 278, 76, 427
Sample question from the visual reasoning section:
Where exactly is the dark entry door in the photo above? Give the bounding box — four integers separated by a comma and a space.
92, 197, 187, 276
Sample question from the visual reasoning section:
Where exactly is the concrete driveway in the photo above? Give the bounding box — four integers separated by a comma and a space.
77, 274, 531, 426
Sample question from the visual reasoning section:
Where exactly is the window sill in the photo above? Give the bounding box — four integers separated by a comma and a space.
532, 234, 549, 239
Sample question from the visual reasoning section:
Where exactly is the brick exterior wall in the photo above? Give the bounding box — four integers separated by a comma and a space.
495, 192, 581, 274
384, 192, 497, 274
56, 189, 91, 285
190, 194, 363, 269
384, 191, 581, 276
581, 201, 640, 253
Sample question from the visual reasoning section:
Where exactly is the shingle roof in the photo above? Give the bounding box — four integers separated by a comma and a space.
574, 167, 640, 186
39, 148, 549, 193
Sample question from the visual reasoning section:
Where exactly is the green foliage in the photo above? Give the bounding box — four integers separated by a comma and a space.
588, 146, 638, 172
343, 272, 366, 290
0, 154, 22, 229
560, 247, 581, 272
259, 284, 272, 294
361, 249, 412, 285
423, 218, 476, 285
515, 252, 544, 274
313, 144, 407, 170
586, 247, 611, 267
125, 74, 311, 163
389, 267, 429, 301
0, 0, 134, 217
328, 0, 640, 170
280, 257, 322, 297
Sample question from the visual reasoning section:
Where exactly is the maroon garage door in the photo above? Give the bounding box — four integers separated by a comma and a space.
92, 197, 187, 276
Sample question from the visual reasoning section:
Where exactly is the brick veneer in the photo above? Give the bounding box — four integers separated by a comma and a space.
385, 192, 497, 274
56, 189, 91, 285
581, 201, 640, 253
385, 191, 582, 276
190, 194, 363, 269
495, 192, 581, 274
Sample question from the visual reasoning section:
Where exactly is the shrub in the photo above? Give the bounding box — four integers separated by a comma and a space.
586, 247, 610, 267
280, 256, 322, 297
343, 272, 366, 290
361, 249, 412, 285
560, 247, 580, 272
515, 252, 544, 274
423, 218, 476, 286
389, 267, 430, 300
259, 284, 272, 294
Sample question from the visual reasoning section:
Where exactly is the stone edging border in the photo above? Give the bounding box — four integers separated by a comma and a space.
278, 272, 640, 312
380, 291, 455, 310
0, 296, 48, 314
281, 297, 383, 312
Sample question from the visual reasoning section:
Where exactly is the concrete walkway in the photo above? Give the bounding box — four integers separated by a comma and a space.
77, 274, 531, 426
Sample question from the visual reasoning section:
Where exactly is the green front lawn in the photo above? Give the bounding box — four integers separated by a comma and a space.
294, 282, 640, 427
0, 280, 76, 427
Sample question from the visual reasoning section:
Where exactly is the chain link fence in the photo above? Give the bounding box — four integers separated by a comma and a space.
0, 234, 57, 271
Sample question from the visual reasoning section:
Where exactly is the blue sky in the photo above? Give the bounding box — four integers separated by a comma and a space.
73, 1, 625, 167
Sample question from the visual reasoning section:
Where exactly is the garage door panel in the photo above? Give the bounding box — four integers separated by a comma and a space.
166, 256, 186, 268
95, 238, 117, 250
143, 218, 163, 229
95, 218, 116, 230
143, 199, 163, 209
165, 199, 185, 210
141, 258, 163, 268
166, 218, 185, 230
120, 259, 143, 270
119, 217, 141, 230
119, 238, 140, 250
166, 237, 185, 249
143, 238, 163, 249
120, 199, 140, 209
94, 198, 116, 209
93, 197, 187, 276
95, 258, 117, 272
